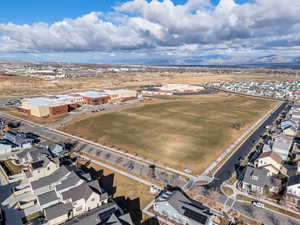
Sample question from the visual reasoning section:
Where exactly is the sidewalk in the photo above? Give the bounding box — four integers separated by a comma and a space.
222, 182, 300, 222
0, 111, 196, 180
202, 102, 281, 177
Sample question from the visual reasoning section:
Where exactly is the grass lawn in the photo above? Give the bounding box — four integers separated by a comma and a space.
236, 194, 256, 202
226, 174, 237, 185
2, 160, 24, 175
63, 94, 278, 174
222, 186, 234, 196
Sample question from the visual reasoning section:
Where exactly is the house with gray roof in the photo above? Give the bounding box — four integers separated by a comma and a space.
240, 166, 272, 194
16, 165, 110, 224
8, 146, 60, 182
63, 202, 134, 225
62, 180, 109, 216
153, 188, 213, 225
272, 134, 294, 161
44, 202, 73, 225
286, 175, 300, 209
37, 190, 60, 210
4, 130, 33, 149
31, 166, 71, 195
105, 213, 134, 225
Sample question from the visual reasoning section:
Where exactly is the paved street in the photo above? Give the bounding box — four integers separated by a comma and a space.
192, 184, 300, 225
233, 201, 300, 225
0, 100, 296, 225
206, 101, 287, 189
192, 100, 299, 224
0, 111, 188, 189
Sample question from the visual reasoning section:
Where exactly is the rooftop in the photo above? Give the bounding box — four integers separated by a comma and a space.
31, 166, 71, 190
44, 202, 73, 221
75, 91, 109, 98
258, 151, 283, 164
37, 190, 59, 207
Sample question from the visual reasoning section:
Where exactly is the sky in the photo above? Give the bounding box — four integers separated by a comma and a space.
0, 0, 300, 65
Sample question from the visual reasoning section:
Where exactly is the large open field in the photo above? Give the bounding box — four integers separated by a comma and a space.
63, 93, 278, 174
0, 72, 296, 99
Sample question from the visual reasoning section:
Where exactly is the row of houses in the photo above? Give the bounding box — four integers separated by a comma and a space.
238, 103, 300, 209
0, 130, 38, 155
0, 142, 135, 225
210, 80, 300, 100
17, 89, 139, 118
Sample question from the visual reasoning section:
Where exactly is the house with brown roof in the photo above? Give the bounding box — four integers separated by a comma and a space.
255, 152, 287, 176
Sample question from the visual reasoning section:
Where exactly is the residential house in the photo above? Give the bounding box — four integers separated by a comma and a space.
50, 144, 66, 157
153, 188, 213, 225
63, 202, 134, 225
4, 130, 33, 149
105, 213, 135, 225
26, 157, 60, 182
283, 126, 298, 137
44, 202, 73, 225
9, 146, 60, 182
0, 139, 17, 155
13, 166, 110, 225
61, 180, 109, 216
0, 164, 119, 225
272, 134, 294, 161
240, 166, 272, 195
262, 144, 272, 153
286, 175, 300, 208
291, 111, 300, 122
255, 151, 287, 176
280, 120, 297, 130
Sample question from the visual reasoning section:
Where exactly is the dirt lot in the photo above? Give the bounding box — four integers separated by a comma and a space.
63, 93, 278, 174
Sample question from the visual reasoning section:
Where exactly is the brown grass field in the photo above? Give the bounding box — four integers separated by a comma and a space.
0, 72, 297, 99
63, 93, 278, 174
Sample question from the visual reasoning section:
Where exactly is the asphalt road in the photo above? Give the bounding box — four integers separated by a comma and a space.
233, 201, 300, 225
0, 112, 187, 188
206, 101, 287, 189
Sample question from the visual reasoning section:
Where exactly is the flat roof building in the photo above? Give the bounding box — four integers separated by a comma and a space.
157, 84, 204, 93
17, 89, 139, 117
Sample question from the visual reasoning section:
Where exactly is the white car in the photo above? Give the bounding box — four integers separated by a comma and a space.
252, 201, 265, 208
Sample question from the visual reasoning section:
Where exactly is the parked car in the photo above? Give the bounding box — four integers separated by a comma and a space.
251, 201, 264, 208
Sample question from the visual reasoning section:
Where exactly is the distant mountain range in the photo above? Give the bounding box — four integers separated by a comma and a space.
240, 55, 300, 69
167, 54, 300, 69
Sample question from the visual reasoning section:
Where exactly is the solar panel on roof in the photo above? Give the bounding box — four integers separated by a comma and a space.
183, 208, 208, 225
31, 160, 44, 169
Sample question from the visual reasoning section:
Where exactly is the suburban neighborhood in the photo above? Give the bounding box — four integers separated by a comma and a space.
0, 72, 300, 225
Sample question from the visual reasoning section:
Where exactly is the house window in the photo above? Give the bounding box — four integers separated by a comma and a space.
251, 175, 258, 181
76, 206, 82, 211
91, 198, 95, 202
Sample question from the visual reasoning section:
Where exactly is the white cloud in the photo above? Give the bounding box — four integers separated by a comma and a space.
0, 0, 300, 64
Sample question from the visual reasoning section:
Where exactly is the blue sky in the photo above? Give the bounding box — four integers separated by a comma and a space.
0, 0, 250, 24
0, 0, 299, 65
